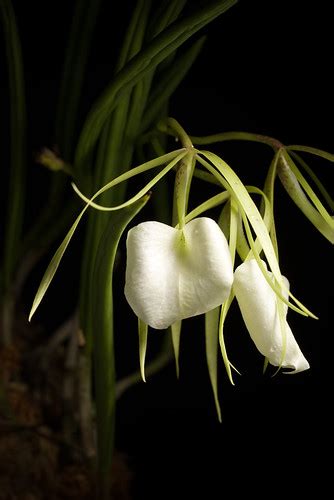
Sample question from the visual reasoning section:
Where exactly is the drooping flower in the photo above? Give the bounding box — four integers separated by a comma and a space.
233, 258, 310, 373
125, 217, 234, 329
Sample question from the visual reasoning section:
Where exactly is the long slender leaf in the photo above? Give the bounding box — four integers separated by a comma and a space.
79, 0, 179, 347
93, 194, 150, 490
0, 0, 26, 291
74, 0, 238, 168
148, 0, 187, 38
20, 0, 102, 268
141, 36, 206, 131
55, 0, 103, 158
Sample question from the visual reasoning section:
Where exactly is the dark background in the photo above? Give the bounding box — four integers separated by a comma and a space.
2, 0, 332, 498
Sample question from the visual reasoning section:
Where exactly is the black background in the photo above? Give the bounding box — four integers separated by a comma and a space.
1, 1, 332, 498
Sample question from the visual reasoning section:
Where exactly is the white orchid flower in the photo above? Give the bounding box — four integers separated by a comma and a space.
233, 258, 310, 373
125, 217, 234, 329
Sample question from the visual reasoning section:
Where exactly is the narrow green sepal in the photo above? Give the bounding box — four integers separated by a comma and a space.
138, 318, 148, 382
205, 307, 222, 422
171, 320, 182, 378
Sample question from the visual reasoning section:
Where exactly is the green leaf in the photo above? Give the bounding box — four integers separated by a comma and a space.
0, 0, 26, 291
93, 194, 150, 485
141, 36, 207, 131
74, 0, 238, 167
55, 0, 103, 158
148, 0, 187, 38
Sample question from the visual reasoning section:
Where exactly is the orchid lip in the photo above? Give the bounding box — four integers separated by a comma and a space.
124, 217, 234, 329
233, 258, 310, 373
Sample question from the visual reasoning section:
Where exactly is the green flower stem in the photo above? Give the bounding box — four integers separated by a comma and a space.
193, 132, 334, 243
174, 153, 196, 229
159, 117, 193, 149
55, 0, 103, 159
159, 118, 195, 228
190, 131, 283, 150
286, 144, 334, 162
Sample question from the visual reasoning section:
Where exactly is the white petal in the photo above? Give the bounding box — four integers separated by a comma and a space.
233, 259, 310, 373
125, 217, 234, 329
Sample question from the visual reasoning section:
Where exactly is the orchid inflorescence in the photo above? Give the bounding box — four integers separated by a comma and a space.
30, 118, 333, 419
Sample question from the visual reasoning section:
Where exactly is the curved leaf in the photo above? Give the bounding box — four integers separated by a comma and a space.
74, 0, 237, 167
93, 194, 150, 484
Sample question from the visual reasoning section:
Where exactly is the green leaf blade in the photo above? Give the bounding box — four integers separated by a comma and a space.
74, 0, 237, 167
93, 194, 150, 484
